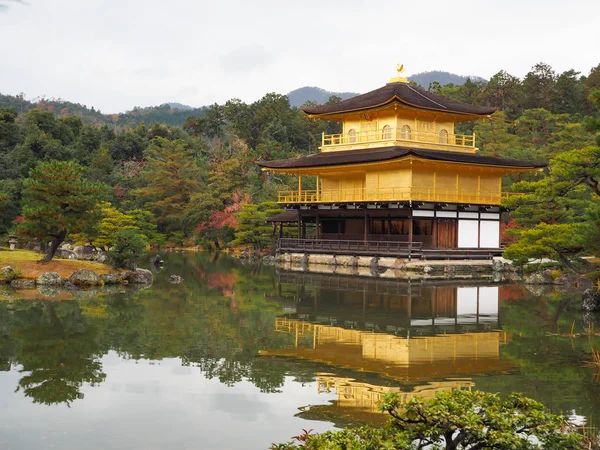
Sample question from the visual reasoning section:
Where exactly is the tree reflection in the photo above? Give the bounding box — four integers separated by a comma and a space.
12, 302, 106, 406
475, 289, 600, 419
0, 252, 298, 404
4, 251, 597, 423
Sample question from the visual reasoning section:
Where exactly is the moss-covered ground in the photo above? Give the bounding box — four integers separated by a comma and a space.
0, 249, 113, 280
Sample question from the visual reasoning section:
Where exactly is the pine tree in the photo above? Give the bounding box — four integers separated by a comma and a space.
20, 160, 107, 262
233, 202, 281, 252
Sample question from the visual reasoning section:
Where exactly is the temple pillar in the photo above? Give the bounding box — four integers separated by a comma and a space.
315, 212, 320, 240
408, 216, 414, 259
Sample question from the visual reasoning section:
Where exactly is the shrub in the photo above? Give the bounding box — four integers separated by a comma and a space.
272, 390, 582, 450
106, 230, 147, 270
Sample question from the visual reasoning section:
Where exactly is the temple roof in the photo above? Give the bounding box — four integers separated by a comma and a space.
256, 147, 547, 170
265, 210, 298, 223
302, 82, 496, 117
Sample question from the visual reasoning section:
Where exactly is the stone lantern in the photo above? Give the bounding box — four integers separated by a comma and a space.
8, 234, 18, 251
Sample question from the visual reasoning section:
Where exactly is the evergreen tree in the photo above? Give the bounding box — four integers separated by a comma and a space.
233, 202, 281, 252
19, 160, 107, 262
135, 138, 203, 238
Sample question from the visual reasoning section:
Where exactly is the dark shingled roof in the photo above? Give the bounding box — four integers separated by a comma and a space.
266, 210, 298, 223
302, 82, 496, 116
257, 147, 546, 170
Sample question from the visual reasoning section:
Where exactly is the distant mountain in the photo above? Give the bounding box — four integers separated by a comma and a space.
167, 102, 194, 111
0, 93, 206, 127
1, 70, 487, 128
287, 72, 486, 108
408, 71, 486, 88
287, 87, 359, 108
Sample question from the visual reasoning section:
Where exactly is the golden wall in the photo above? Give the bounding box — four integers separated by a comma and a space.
342, 111, 456, 137
315, 162, 502, 203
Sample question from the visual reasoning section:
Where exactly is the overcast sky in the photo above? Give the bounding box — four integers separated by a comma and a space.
1, 0, 599, 113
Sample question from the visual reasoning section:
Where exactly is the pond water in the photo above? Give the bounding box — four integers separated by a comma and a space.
1, 252, 600, 449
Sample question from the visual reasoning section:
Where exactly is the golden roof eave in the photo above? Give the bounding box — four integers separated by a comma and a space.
261, 156, 544, 176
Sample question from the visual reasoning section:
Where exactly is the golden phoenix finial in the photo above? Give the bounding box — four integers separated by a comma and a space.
389, 64, 408, 84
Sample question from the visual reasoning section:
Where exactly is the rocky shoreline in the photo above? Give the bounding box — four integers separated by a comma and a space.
1, 266, 154, 299
257, 252, 594, 289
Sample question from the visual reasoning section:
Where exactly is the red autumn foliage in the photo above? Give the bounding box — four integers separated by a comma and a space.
195, 191, 251, 234
500, 219, 518, 245
113, 186, 126, 197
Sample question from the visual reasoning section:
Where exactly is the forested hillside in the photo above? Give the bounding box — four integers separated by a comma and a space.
408, 71, 485, 88
0, 62, 599, 266
0, 70, 484, 127
0, 93, 207, 128
287, 87, 359, 108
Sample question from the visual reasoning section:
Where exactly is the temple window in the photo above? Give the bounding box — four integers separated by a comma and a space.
370, 219, 387, 234
390, 219, 409, 234
414, 219, 433, 235
382, 125, 392, 140
348, 129, 357, 143
439, 129, 449, 143
401, 125, 412, 140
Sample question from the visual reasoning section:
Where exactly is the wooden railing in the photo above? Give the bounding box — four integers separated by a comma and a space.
279, 238, 422, 258
278, 188, 515, 205
322, 128, 475, 150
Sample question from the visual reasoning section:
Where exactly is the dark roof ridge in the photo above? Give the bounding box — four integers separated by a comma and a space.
302, 82, 496, 116
257, 146, 546, 170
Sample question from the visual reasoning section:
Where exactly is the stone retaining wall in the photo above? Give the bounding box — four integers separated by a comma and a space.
275, 252, 500, 281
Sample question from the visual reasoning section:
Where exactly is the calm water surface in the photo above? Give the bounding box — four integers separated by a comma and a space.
1, 252, 599, 449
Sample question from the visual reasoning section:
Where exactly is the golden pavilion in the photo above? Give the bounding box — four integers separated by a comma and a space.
258, 68, 544, 259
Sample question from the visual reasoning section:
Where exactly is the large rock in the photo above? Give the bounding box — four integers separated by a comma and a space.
37, 272, 63, 286
10, 279, 36, 289
523, 273, 545, 285
168, 275, 184, 284
24, 241, 42, 252
69, 269, 100, 286
1, 266, 16, 281
59, 243, 73, 251
554, 273, 593, 289
58, 249, 77, 259
125, 268, 153, 284
491, 259, 504, 272
73, 245, 94, 261
541, 269, 555, 284
582, 289, 600, 311
100, 273, 120, 285
94, 250, 107, 264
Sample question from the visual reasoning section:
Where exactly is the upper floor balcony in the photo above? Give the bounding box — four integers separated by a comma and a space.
277, 187, 522, 206
321, 127, 477, 153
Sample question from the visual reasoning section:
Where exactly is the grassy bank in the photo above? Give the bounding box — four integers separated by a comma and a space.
0, 249, 113, 279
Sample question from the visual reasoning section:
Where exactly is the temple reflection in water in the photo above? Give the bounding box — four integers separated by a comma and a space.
262, 271, 513, 424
